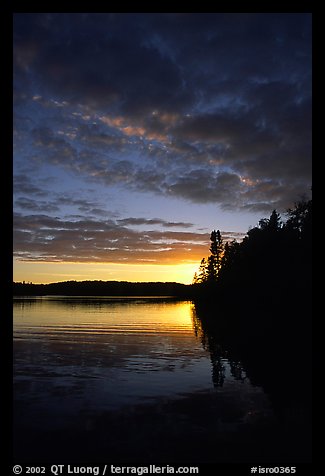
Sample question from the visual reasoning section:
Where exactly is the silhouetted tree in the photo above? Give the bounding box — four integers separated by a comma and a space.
193, 199, 312, 304
209, 229, 224, 279
197, 258, 208, 283
259, 209, 282, 232
285, 198, 312, 241
206, 255, 217, 282
221, 240, 240, 268
193, 230, 225, 284
191, 199, 312, 461
13, 280, 190, 297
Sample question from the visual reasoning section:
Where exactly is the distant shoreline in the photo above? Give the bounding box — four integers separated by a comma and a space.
13, 280, 192, 298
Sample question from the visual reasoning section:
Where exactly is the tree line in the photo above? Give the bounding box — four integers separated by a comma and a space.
13, 198, 311, 303
13, 280, 190, 297
192, 198, 312, 448
192, 198, 312, 303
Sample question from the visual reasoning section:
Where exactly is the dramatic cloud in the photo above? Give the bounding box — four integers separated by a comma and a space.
117, 218, 194, 228
13, 213, 242, 264
13, 13, 312, 268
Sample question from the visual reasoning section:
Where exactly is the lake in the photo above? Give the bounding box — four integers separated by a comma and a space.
13, 296, 310, 464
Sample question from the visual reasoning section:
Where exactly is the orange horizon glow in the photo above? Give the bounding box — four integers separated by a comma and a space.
13, 259, 200, 285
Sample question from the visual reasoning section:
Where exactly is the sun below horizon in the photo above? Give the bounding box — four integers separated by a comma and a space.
13, 260, 200, 285
13, 14, 311, 290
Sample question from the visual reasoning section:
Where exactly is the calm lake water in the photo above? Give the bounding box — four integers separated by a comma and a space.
13, 296, 309, 463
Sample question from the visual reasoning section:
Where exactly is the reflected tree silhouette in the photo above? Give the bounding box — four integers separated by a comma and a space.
192, 307, 246, 387
191, 198, 312, 428
191, 300, 312, 439
229, 360, 247, 382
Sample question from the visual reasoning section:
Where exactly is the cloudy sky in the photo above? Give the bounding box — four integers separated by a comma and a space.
13, 13, 312, 284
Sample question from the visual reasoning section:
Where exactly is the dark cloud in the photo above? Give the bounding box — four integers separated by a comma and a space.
13, 179, 118, 221
14, 174, 50, 197
13, 13, 312, 246
167, 170, 241, 205
13, 13, 191, 116
14, 13, 311, 116
13, 213, 223, 264
15, 197, 60, 213
117, 218, 194, 228
55, 195, 108, 214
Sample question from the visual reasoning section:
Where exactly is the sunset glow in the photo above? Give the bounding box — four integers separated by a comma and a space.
12, 14, 312, 466
13, 259, 200, 285
13, 13, 311, 285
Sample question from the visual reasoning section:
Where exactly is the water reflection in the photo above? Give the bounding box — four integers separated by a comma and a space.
14, 298, 214, 412
13, 297, 311, 463
192, 302, 312, 462
14, 296, 195, 338
192, 308, 248, 387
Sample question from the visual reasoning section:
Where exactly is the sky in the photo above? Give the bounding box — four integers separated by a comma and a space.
13, 13, 312, 284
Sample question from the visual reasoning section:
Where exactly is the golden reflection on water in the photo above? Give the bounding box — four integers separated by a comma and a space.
13, 297, 196, 339
13, 294, 276, 454
13, 297, 214, 408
